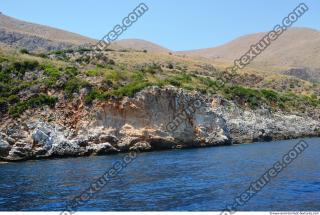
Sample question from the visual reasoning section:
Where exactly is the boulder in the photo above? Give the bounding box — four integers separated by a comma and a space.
99, 135, 119, 145
50, 141, 85, 157
129, 141, 152, 151
0, 137, 11, 158
31, 122, 54, 150
6, 144, 33, 161
87, 142, 119, 155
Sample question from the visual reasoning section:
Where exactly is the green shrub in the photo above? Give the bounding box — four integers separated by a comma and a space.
154, 79, 166, 88
50, 50, 73, 60
0, 98, 8, 113
20, 49, 29, 54
0, 71, 9, 82
280, 92, 298, 103
65, 66, 78, 77
96, 64, 105, 68
64, 78, 91, 96
23, 60, 39, 70
5, 60, 39, 78
28, 94, 57, 108
42, 77, 58, 88
261, 89, 279, 102
11, 62, 24, 73
8, 94, 57, 118
52, 50, 64, 55
11, 61, 35, 72
84, 88, 110, 104
104, 69, 123, 82
173, 73, 192, 83
166, 78, 181, 87
310, 94, 317, 100
108, 59, 115, 65
114, 81, 150, 97
77, 48, 91, 54
131, 71, 144, 81
142, 64, 162, 74
198, 77, 219, 88
7, 95, 20, 104
225, 86, 261, 108
167, 63, 174, 69
35, 53, 48, 58
42, 64, 60, 78
303, 95, 319, 107
86, 68, 101, 76
40, 64, 61, 87
0, 83, 11, 97
0, 57, 8, 63
164, 73, 192, 88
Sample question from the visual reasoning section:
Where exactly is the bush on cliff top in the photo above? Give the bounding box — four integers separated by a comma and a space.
8, 94, 58, 118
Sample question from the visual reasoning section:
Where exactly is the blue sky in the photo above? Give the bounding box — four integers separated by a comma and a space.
1, 0, 319, 51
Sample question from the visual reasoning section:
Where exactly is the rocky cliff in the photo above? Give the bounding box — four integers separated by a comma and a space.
0, 86, 319, 161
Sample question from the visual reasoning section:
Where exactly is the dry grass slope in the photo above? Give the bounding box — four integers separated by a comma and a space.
179, 28, 320, 71
0, 13, 95, 45
110, 39, 171, 53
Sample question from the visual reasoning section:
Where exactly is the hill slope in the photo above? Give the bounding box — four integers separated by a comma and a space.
110, 39, 170, 53
179, 28, 320, 70
1, 13, 319, 82
0, 13, 170, 53
0, 14, 94, 45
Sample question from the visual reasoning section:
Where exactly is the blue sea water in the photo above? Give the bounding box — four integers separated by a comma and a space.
0, 138, 319, 211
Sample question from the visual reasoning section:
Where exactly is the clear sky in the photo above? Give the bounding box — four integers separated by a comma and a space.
1, 0, 319, 51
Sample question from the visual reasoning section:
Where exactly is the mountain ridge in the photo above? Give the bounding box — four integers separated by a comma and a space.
177, 28, 320, 70
1, 12, 320, 76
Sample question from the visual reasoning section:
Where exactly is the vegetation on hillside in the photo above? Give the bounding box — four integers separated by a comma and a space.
0, 48, 319, 118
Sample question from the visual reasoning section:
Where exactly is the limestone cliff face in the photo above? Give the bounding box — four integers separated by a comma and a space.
86, 87, 230, 147
212, 98, 320, 143
0, 87, 230, 161
0, 86, 319, 161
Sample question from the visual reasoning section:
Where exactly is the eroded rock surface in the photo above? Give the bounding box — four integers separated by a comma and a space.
213, 97, 320, 143
0, 87, 319, 161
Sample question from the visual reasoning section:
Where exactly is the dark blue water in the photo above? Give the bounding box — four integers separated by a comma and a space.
0, 138, 319, 211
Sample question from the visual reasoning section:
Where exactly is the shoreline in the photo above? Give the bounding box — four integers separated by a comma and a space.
1, 87, 319, 162
1, 135, 319, 163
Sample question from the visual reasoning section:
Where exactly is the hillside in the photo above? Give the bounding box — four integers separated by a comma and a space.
179, 28, 320, 81
0, 14, 320, 161
0, 13, 96, 51
0, 13, 319, 96
110, 39, 170, 53
2, 12, 319, 77
1, 45, 320, 161
0, 13, 171, 54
